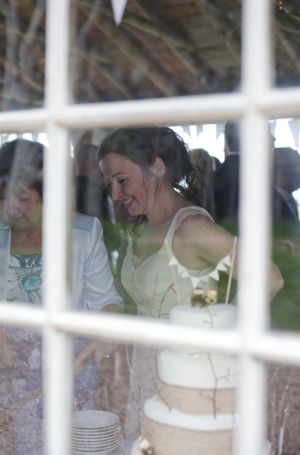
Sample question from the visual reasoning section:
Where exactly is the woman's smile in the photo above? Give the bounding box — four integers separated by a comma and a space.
100, 153, 157, 217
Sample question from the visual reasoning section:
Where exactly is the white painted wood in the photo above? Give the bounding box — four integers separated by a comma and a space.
0, 86, 299, 134
236, 0, 274, 454
44, 0, 73, 453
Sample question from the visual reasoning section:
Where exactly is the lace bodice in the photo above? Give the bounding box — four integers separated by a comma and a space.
121, 206, 216, 318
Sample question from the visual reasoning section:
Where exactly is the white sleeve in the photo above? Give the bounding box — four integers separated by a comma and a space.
84, 217, 123, 311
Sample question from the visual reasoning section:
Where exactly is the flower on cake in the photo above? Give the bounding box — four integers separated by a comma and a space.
191, 287, 218, 307
136, 435, 155, 455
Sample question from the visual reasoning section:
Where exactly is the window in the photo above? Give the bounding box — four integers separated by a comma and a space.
0, 1, 299, 454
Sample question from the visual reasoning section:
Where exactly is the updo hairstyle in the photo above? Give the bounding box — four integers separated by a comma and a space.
98, 127, 192, 194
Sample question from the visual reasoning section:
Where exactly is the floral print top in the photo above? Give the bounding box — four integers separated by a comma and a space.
0, 253, 100, 454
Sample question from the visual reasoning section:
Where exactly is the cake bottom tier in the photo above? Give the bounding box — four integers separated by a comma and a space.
158, 381, 236, 415
142, 416, 233, 455
130, 437, 274, 455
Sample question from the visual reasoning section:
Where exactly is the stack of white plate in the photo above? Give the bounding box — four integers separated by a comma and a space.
72, 410, 122, 455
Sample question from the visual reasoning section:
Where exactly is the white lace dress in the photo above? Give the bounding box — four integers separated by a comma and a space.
121, 206, 216, 441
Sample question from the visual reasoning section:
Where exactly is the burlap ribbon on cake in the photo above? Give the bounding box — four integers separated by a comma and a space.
143, 416, 233, 455
159, 381, 235, 415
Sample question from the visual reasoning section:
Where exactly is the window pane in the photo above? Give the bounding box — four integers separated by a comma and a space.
0, 133, 45, 305
267, 361, 300, 454
275, 2, 300, 88
0, 326, 44, 453
69, 0, 241, 103
270, 117, 300, 331
72, 337, 129, 423
0, 1, 45, 110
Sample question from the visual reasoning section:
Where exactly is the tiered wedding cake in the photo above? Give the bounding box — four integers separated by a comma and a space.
131, 299, 238, 455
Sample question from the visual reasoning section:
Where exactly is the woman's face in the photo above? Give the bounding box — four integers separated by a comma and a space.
0, 184, 43, 231
100, 153, 159, 217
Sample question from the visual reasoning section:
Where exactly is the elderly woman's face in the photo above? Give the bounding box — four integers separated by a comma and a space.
100, 153, 159, 217
0, 183, 42, 231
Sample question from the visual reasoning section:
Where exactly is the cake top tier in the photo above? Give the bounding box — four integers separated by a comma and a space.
170, 304, 237, 330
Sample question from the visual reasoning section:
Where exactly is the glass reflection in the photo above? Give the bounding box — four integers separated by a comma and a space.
0, 138, 44, 304
70, 0, 242, 103
0, 1, 45, 110
267, 361, 300, 454
72, 337, 129, 423
275, 1, 300, 87
270, 118, 300, 330
0, 138, 45, 450
72, 337, 130, 454
0, 327, 43, 453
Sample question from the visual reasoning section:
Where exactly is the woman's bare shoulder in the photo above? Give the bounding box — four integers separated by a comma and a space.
173, 212, 235, 266
176, 212, 219, 240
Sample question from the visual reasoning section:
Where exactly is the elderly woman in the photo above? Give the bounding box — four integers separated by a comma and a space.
0, 139, 123, 454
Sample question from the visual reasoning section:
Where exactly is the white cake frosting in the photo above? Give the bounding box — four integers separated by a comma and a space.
143, 395, 235, 431
130, 303, 274, 455
158, 349, 238, 389
170, 303, 236, 330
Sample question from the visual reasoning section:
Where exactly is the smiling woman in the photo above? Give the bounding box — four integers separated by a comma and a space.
101, 153, 166, 220
98, 126, 284, 441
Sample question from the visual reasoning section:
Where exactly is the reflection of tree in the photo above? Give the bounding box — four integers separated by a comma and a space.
1, 0, 45, 109
271, 237, 300, 331
268, 364, 300, 455
0, 0, 298, 109
0, 0, 240, 108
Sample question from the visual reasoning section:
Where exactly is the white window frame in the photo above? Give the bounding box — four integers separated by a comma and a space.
0, 0, 299, 454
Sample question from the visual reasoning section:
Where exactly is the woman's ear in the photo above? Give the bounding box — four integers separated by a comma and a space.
151, 157, 166, 178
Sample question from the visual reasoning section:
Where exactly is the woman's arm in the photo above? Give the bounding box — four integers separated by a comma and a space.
173, 214, 284, 299
84, 216, 124, 311
74, 216, 123, 367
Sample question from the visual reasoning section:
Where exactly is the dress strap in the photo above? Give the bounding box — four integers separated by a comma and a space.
164, 205, 213, 251
163, 206, 214, 305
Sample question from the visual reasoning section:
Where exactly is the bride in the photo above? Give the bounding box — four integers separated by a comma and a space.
98, 126, 284, 440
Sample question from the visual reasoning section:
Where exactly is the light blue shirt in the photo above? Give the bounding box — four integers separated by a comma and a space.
0, 213, 123, 311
